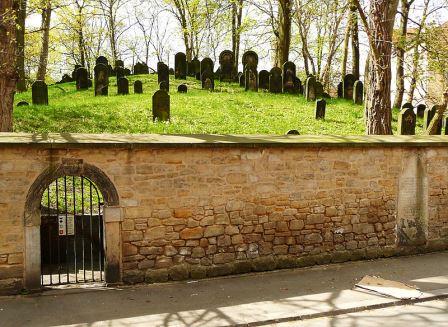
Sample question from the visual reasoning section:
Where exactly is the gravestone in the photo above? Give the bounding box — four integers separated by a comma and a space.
94, 63, 109, 96
189, 57, 200, 78
115, 60, 124, 68
133, 62, 149, 75
88, 79, 93, 88
116, 66, 126, 79
315, 81, 324, 100
157, 62, 170, 92
242, 51, 258, 69
200, 58, 214, 79
245, 66, 258, 92
96, 56, 108, 66
201, 71, 215, 91
175, 52, 187, 79
72, 64, 82, 80
397, 105, 416, 135
295, 77, 303, 95
169, 68, 174, 75
353, 80, 364, 104
75, 67, 89, 90
59, 74, 72, 83
134, 80, 143, 94
259, 70, 269, 90
269, 67, 282, 93
17, 101, 29, 107
239, 72, 245, 87
315, 99, 326, 120
219, 50, 234, 82
32, 80, 49, 105
286, 130, 300, 135
214, 68, 221, 80
117, 77, 129, 95
152, 90, 170, 122
178, 84, 188, 93
424, 105, 443, 134
343, 74, 356, 100
305, 76, 317, 101
159, 81, 169, 92
416, 104, 426, 118
282, 61, 297, 94
337, 82, 343, 98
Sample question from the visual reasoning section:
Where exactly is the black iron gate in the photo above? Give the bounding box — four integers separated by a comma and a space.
40, 176, 105, 286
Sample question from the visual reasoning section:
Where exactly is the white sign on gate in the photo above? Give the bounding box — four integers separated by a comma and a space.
58, 215, 75, 236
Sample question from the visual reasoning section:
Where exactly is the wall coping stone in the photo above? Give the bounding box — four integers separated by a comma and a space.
2, 133, 448, 149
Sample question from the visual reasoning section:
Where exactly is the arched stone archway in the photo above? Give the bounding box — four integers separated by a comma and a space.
23, 159, 122, 290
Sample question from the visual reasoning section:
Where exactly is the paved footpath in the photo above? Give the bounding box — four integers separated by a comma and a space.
1, 252, 448, 327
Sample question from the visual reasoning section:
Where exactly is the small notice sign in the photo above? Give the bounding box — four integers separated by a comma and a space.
58, 215, 75, 236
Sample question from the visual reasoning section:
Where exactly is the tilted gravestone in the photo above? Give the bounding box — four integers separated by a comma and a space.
32, 80, 49, 105
424, 105, 443, 134
397, 104, 416, 135
96, 56, 108, 66
343, 74, 356, 100
200, 58, 214, 79
245, 66, 258, 92
337, 82, 343, 98
76, 67, 89, 90
152, 90, 170, 122
239, 72, 245, 87
94, 63, 109, 96
242, 51, 258, 69
353, 80, 364, 104
416, 104, 426, 118
315, 99, 326, 120
219, 50, 234, 82
178, 84, 188, 93
201, 71, 215, 91
133, 62, 149, 75
175, 52, 187, 79
282, 61, 297, 94
134, 80, 143, 94
258, 70, 269, 90
157, 62, 170, 92
117, 77, 129, 95
269, 67, 282, 94
305, 76, 317, 101
286, 130, 300, 135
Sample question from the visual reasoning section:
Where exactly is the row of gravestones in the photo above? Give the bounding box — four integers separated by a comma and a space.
397, 103, 448, 135
337, 74, 364, 105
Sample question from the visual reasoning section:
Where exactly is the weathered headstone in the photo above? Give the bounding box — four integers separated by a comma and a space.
32, 80, 49, 105
242, 51, 258, 69
169, 68, 174, 75
115, 60, 124, 68
315, 99, 326, 120
337, 82, 343, 98
175, 52, 187, 80
424, 105, 443, 134
239, 72, 245, 87
343, 74, 356, 100
96, 56, 108, 66
152, 90, 170, 122
416, 104, 426, 118
214, 68, 221, 80
94, 63, 109, 96
17, 101, 29, 107
157, 62, 170, 92
159, 81, 169, 92
282, 61, 297, 94
133, 62, 149, 75
269, 67, 282, 94
76, 67, 89, 90
117, 77, 129, 95
134, 80, 143, 94
201, 71, 215, 91
189, 57, 200, 78
259, 70, 269, 90
353, 80, 364, 104
59, 74, 72, 83
72, 64, 82, 80
286, 130, 300, 135
200, 58, 214, 79
245, 66, 258, 92
178, 84, 188, 93
219, 50, 234, 82
305, 76, 317, 101
116, 66, 126, 79
295, 77, 303, 95
397, 105, 416, 135
315, 81, 324, 100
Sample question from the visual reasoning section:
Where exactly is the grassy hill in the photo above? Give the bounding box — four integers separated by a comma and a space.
13, 74, 422, 135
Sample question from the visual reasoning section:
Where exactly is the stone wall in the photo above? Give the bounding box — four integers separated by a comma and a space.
1, 134, 448, 292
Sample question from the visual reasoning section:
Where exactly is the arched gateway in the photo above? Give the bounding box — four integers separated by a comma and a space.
23, 160, 121, 289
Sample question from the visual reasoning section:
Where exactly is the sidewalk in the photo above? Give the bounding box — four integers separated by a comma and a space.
1, 252, 448, 327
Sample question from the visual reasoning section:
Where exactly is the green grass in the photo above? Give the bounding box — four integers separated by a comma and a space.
13, 74, 424, 135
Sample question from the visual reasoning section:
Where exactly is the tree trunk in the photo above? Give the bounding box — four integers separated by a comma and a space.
354, 0, 399, 135
351, 7, 360, 80
275, 0, 292, 67
393, 0, 410, 109
231, 0, 243, 73
36, 0, 52, 81
108, 3, 118, 64
341, 11, 352, 78
0, 0, 18, 132
16, 0, 26, 92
